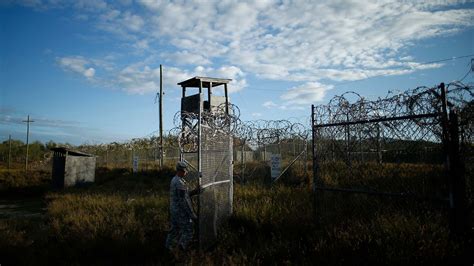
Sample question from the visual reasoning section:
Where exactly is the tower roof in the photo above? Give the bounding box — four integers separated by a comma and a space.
177, 76, 232, 88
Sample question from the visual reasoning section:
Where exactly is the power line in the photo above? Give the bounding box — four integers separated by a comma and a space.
419, 54, 474, 65
459, 68, 471, 82
459, 58, 474, 82
334, 54, 474, 87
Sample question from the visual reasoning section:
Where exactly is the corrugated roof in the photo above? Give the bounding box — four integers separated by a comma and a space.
50, 147, 95, 157
177, 76, 232, 88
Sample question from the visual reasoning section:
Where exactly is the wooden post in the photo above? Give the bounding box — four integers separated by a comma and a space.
304, 139, 308, 179
241, 140, 245, 183
208, 82, 213, 112
105, 145, 109, 169
263, 144, 266, 162
197, 92, 203, 247
311, 105, 317, 192
180, 85, 186, 162
345, 112, 350, 166
311, 104, 322, 225
23, 115, 34, 172
439, 83, 453, 208
159, 64, 164, 169
243, 141, 246, 183
448, 110, 467, 234
145, 151, 148, 171
8, 134, 11, 170
224, 83, 229, 114
439, 82, 466, 234
377, 123, 382, 164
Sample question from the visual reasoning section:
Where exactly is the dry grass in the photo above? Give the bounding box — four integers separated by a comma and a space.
0, 165, 470, 265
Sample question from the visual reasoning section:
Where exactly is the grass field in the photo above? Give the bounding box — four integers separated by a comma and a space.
0, 166, 471, 265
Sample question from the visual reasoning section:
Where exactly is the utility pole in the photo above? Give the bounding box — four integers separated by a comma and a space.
159, 64, 164, 169
23, 115, 34, 172
8, 134, 12, 169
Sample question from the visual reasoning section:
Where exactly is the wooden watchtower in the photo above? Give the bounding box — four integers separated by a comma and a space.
178, 76, 232, 114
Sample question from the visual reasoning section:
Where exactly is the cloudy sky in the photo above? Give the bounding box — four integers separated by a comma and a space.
1, 0, 473, 144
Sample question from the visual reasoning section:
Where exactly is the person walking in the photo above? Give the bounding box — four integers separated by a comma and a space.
165, 161, 200, 251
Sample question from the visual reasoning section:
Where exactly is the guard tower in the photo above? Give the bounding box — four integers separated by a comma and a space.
179, 76, 231, 114
178, 76, 233, 250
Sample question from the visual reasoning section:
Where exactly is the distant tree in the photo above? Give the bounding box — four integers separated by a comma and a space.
46, 140, 58, 150
0, 139, 24, 164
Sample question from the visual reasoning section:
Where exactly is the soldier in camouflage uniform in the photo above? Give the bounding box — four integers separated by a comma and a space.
165, 161, 200, 251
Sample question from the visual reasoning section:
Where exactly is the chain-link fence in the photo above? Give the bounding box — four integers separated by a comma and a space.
2, 133, 312, 184
312, 82, 472, 234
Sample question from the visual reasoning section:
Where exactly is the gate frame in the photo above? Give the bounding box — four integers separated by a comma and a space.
178, 76, 233, 249
311, 82, 467, 234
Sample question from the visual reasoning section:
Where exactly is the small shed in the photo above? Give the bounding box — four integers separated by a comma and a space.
51, 147, 96, 188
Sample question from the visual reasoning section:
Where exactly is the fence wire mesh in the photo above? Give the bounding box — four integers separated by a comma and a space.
173, 99, 235, 249
199, 125, 233, 249
312, 82, 473, 231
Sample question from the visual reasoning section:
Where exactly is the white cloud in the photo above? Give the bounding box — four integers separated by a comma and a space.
163, 51, 211, 66
137, 0, 163, 11
122, 11, 144, 32
191, 65, 247, 93
116, 65, 159, 94
83, 67, 95, 78
213, 65, 247, 93
262, 101, 277, 109
278, 105, 305, 111
51, 1, 474, 98
281, 82, 334, 105
133, 39, 149, 50
73, 0, 108, 11
106, 62, 247, 94
57, 56, 96, 79
161, 1, 470, 84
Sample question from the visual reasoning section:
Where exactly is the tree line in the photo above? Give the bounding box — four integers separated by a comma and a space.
0, 139, 72, 167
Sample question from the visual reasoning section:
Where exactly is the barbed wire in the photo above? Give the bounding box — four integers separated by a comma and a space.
76, 81, 472, 156
170, 103, 310, 153
312, 81, 473, 167
314, 82, 472, 127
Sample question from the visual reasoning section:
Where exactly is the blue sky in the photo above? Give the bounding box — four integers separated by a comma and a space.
1, 0, 473, 145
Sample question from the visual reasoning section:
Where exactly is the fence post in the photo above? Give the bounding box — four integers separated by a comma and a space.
105, 145, 109, 169
448, 110, 467, 235
439, 83, 454, 208
8, 134, 12, 170
345, 112, 351, 166
311, 105, 316, 192
131, 148, 134, 173
304, 139, 308, 179
241, 141, 245, 183
376, 123, 382, 164
439, 83, 467, 235
263, 144, 266, 162
311, 104, 323, 225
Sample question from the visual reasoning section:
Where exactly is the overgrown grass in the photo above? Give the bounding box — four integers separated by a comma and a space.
0, 166, 471, 265
0, 168, 51, 197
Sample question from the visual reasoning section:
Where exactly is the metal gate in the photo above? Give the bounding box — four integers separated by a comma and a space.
178, 76, 233, 249
199, 125, 233, 249
311, 82, 470, 233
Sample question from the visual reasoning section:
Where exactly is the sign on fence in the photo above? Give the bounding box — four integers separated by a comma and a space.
133, 156, 139, 173
270, 154, 281, 180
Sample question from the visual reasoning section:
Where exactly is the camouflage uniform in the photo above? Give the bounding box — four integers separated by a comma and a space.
165, 174, 197, 250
